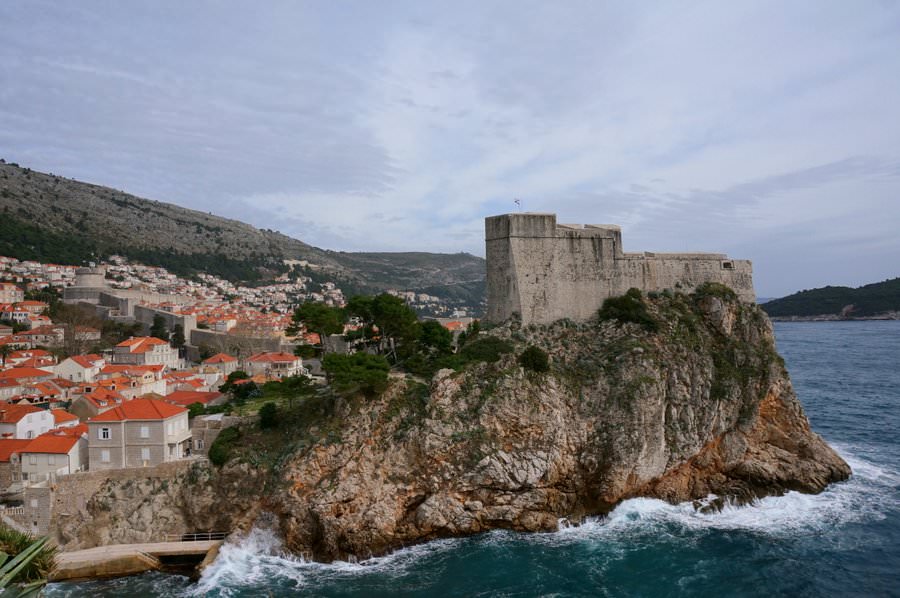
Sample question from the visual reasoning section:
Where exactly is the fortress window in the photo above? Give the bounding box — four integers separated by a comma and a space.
722, 261, 734, 270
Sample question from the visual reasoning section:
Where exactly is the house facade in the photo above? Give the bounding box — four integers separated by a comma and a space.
87, 398, 190, 470
17, 427, 88, 485
0, 404, 55, 439
244, 352, 304, 379
56, 354, 106, 383
112, 337, 180, 369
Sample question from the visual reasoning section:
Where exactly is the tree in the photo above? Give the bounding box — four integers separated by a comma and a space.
187, 402, 206, 419
149, 315, 169, 341
420, 320, 452, 354
220, 370, 250, 393
289, 302, 345, 340
519, 346, 550, 372
322, 352, 390, 397
170, 324, 186, 350
370, 294, 419, 343
258, 402, 278, 429
0, 345, 11, 367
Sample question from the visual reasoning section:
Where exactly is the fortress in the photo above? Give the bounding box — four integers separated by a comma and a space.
485, 213, 755, 326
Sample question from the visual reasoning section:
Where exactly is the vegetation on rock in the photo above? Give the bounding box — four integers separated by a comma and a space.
763, 277, 900, 318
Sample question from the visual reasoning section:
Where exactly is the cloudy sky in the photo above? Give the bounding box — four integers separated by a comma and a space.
2, 1, 899, 297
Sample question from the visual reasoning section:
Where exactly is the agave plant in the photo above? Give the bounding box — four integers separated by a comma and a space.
0, 530, 55, 598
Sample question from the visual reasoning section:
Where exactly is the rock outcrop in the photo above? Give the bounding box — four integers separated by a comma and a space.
55, 290, 850, 560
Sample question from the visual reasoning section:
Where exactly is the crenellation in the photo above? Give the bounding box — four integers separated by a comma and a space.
486, 213, 755, 326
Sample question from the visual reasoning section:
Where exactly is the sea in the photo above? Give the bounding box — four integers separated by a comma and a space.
47, 321, 900, 597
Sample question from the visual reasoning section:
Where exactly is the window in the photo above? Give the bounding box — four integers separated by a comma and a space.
141, 448, 150, 462
48, 455, 54, 465
29, 455, 37, 465
101, 450, 110, 463
140, 425, 149, 438
195, 439, 204, 450
99, 427, 111, 440
722, 261, 735, 270
167, 422, 174, 435
29, 499, 37, 508
26, 431, 33, 439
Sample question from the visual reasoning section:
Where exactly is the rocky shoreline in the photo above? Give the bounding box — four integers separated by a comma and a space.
51, 291, 850, 563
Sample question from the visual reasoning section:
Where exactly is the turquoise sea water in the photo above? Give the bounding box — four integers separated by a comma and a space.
48, 321, 900, 597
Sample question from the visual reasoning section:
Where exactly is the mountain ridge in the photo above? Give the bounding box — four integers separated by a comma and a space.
762, 277, 900, 319
0, 161, 486, 305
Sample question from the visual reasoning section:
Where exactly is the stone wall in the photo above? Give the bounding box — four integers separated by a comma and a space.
49, 459, 199, 547
486, 213, 755, 325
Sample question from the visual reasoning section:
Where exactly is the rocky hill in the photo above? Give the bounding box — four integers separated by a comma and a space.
763, 277, 900, 320
52, 289, 849, 559
0, 161, 485, 302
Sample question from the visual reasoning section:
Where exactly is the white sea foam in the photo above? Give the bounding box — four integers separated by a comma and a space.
189, 444, 897, 594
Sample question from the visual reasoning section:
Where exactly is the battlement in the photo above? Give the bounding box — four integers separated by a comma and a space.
485, 213, 755, 325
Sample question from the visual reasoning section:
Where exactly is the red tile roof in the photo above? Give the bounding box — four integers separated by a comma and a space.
164, 390, 223, 407
115, 336, 170, 353
203, 353, 238, 364
0, 439, 30, 462
0, 367, 53, 381
70, 354, 104, 368
51, 409, 79, 424
22, 431, 80, 455
247, 352, 299, 363
0, 403, 43, 423
88, 398, 186, 422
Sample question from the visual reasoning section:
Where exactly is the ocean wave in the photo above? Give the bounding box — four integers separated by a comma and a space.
190, 444, 897, 595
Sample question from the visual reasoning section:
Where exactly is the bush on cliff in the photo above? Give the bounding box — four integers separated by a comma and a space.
459, 336, 514, 363
597, 288, 659, 332
693, 282, 738, 302
209, 427, 241, 466
323, 353, 390, 397
259, 402, 278, 429
519, 346, 550, 372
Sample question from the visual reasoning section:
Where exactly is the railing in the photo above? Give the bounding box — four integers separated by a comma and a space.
164, 531, 229, 542
0, 506, 25, 516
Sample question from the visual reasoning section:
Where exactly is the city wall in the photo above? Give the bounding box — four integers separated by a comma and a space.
486, 213, 754, 325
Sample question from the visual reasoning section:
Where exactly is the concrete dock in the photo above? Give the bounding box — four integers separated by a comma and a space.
50, 540, 223, 582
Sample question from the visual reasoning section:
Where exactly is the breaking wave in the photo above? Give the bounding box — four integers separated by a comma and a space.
184, 443, 895, 597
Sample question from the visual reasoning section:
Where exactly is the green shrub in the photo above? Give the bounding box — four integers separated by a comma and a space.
209, 426, 241, 466
693, 282, 738, 301
519, 346, 550, 372
459, 336, 514, 363
258, 402, 278, 429
597, 288, 659, 332
323, 352, 390, 397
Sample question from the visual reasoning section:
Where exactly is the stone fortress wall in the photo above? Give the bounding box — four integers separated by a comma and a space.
486, 213, 755, 326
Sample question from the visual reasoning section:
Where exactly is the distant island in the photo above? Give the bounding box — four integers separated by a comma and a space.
763, 277, 900, 321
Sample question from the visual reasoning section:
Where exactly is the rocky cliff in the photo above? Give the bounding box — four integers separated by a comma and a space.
53, 289, 850, 559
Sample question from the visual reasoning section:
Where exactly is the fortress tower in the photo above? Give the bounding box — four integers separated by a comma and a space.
485, 213, 754, 326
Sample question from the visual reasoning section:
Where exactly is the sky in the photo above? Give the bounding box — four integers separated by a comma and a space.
1, 1, 899, 297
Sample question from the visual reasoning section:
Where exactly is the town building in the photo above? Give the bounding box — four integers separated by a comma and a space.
244, 352, 304, 379
112, 336, 180, 369
0, 404, 55, 439
87, 398, 190, 470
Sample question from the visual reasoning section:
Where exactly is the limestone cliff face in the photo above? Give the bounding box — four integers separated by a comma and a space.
58, 292, 849, 559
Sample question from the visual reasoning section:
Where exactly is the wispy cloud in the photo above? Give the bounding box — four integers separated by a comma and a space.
1, 0, 899, 295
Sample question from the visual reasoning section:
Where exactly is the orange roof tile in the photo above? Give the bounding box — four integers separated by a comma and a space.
202, 353, 238, 364
51, 409, 79, 424
164, 390, 223, 406
246, 352, 299, 363
88, 398, 186, 422
0, 367, 53, 381
0, 439, 30, 462
22, 432, 80, 454
0, 404, 43, 423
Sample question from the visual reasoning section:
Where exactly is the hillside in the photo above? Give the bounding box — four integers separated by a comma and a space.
0, 161, 485, 303
763, 277, 900, 319
53, 290, 849, 558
